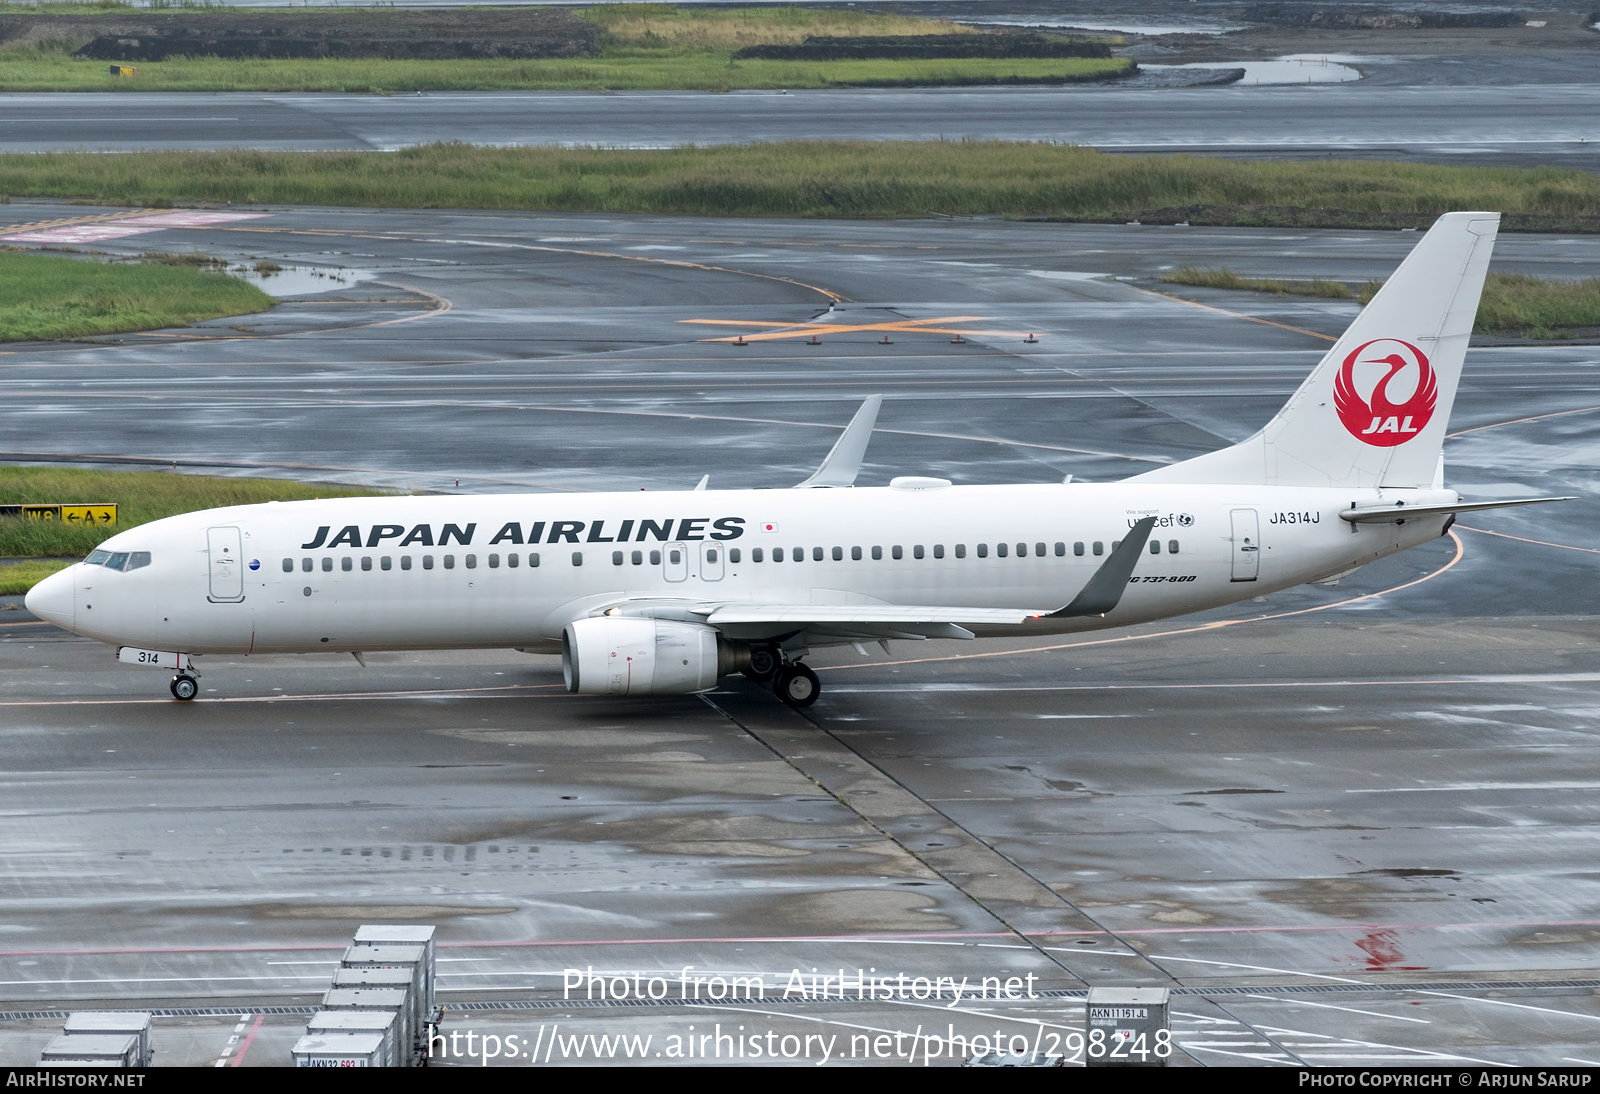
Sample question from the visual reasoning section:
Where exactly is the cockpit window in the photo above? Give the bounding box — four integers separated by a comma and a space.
90, 551, 152, 572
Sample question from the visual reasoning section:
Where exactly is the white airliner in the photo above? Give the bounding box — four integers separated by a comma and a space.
26, 212, 1570, 706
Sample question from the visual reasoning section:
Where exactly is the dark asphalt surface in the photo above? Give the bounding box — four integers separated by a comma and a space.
2, 204, 1599, 1065
0, 81, 1597, 167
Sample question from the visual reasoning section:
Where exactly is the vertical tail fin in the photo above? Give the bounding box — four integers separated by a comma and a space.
1132, 212, 1500, 489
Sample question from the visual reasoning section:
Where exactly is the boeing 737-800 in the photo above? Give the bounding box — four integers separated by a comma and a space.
24, 212, 1570, 706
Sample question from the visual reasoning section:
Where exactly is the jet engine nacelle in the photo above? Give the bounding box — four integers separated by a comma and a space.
562, 616, 749, 695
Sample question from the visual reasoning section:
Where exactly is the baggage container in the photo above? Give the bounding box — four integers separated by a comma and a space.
332, 965, 420, 1050
292, 1031, 386, 1067
39, 1033, 140, 1067
342, 945, 425, 1002
323, 987, 412, 1063
353, 925, 435, 1016
62, 1012, 152, 1066
1085, 986, 1170, 1067
306, 1010, 400, 1068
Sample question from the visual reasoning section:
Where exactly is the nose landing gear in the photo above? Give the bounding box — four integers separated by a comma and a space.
170, 674, 199, 701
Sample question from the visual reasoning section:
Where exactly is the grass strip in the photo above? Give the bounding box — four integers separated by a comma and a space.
1162, 266, 1358, 299
0, 466, 384, 562
1161, 267, 1600, 338
0, 251, 271, 342
0, 45, 1130, 91
2, 143, 1599, 233
0, 559, 73, 596
0, 6, 1127, 91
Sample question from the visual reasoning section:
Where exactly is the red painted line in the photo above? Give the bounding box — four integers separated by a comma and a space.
230, 1014, 264, 1067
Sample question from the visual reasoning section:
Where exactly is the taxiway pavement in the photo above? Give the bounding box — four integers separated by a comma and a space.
1, 204, 1598, 1065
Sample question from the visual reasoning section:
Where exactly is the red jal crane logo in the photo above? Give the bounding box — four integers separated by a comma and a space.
1333, 338, 1437, 447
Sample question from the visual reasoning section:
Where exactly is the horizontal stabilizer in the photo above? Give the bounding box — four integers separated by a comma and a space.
1340, 496, 1575, 524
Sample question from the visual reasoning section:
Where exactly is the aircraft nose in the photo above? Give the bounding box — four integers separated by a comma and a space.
24, 566, 74, 630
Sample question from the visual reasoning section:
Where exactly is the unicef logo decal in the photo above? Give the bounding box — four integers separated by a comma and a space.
1177, 514, 1195, 527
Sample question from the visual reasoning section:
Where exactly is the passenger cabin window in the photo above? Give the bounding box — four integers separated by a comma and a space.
1073, 542, 1085, 556
772, 547, 784, 562
955, 544, 966, 558
933, 544, 944, 559
632, 550, 644, 565
752, 547, 764, 563
996, 543, 1008, 558
707, 548, 719, 563
1168, 540, 1180, 554
1093, 542, 1104, 556
1036, 542, 1047, 557
422, 555, 434, 570
1149, 541, 1161, 554
1112, 540, 1122, 552
871, 546, 882, 560
613, 551, 624, 566
977, 544, 988, 558
506, 553, 518, 568
831, 547, 842, 561
913, 545, 925, 559
322, 557, 333, 572
668, 548, 682, 565
488, 553, 500, 568
851, 546, 861, 561
302, 558, 314, 572
401, 556, 412, 570
729, 548, 741, 564
341, 557, 352, 572
813, 547, 824, 561
892, 546, 903, 560
361, 556, 372, 571
282, 558, 294, 573
381, 556, 392, 570
571, 552, 583, 566
465, 554, 477, 569
1054, 542, 1065, 557
647, 550, 658, 566
529, 552, 541, 568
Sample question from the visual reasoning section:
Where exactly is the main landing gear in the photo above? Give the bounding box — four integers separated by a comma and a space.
773, 663, 820, 708
742, 645, 821, 707
170, 674, 199, 701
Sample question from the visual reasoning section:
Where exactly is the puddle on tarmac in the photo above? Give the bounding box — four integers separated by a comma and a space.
231, 264, 377, 297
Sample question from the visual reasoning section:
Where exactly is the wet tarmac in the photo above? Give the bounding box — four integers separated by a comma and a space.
4, 81, 1600, 169
1, 203, 1599, 1066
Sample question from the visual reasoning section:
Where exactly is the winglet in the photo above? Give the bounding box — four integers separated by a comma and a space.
795, 395, 883, 488
1050, 517, 1157, 618
693, 474, 709, 492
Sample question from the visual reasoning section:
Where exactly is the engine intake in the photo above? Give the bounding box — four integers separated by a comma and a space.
562, 616, 748, 695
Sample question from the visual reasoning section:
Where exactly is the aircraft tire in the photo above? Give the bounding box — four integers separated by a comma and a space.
170, 674, 199, 701
774, 664, 820, 708
743, 646, 780, 683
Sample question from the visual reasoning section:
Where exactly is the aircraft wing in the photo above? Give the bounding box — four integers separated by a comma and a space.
701, 604, 1045, 626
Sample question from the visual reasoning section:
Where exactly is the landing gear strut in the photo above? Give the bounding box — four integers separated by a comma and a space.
773, 663, 820, 708
170, 674, 199, 701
